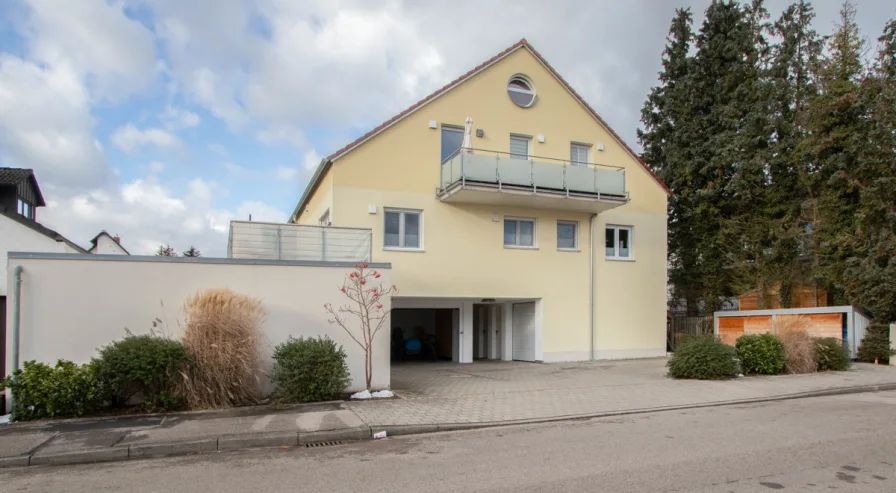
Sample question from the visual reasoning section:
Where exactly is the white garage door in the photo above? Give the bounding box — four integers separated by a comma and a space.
512, 302, 536, 362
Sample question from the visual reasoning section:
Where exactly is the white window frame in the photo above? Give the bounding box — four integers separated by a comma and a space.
605, 225, 634, 261
570, 143, 591, 167
510, 134, 531, 160
504, 217, 537, 249
556, 220, 579, 251
384, 208, 424, 251
318, 209, 331, 226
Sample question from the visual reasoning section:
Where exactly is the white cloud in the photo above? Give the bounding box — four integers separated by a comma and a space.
275, 165, 300, 181
111, 124, 180, 153
23, 0, 157, 100
0, 55, 109, 189
159, 105, 200, 130
207, 143, 229, 157
39, 178, 287, 256
303, 149, 322, 171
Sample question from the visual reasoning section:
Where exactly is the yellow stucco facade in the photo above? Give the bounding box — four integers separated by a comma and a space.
294, 43, 668, 361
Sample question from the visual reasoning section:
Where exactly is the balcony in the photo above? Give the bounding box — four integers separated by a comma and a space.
228, 221, 372, 262
438, 149, 628, 213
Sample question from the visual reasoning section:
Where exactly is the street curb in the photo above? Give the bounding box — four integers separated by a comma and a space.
4, 382, 896, 469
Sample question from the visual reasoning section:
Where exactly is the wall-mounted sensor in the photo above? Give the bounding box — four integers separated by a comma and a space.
537, 135, 545, 143
429, 120, 437, 129
597, 143, 605, 151
368, 205, 377, 214
476, 129, 484, 137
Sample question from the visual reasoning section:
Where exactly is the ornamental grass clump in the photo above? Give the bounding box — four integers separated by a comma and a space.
178, 288, 264, 408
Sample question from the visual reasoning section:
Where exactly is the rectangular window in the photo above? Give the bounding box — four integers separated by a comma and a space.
384, 209, 423, 250
441, 126, 464, 163
318, 209, 331, 226
570, 143, 591, 167
17, 199, 32, 219
504, 217, 536, 247
509, 135, 530, 160
557, 221, 578, 250
605, 225, 633, 260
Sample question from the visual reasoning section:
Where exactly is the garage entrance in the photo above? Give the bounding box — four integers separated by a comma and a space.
391, 308, 456, 363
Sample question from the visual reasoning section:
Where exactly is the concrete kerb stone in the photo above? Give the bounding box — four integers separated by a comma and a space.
127, 438, 218, 459
217, 431, 298, 451
29, 446, 130, 466
299, 425, 371, 444
0, 455, 31, 468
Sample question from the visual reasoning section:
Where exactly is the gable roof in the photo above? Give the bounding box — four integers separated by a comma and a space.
291, 39, 670, 222
89, 230, 130, 255
0, 208, 87, 253
0, 167, 46, 207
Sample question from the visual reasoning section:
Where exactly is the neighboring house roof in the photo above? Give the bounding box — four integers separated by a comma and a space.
0, 167, 46, 206
291, 38, 670, 222
0, 207, 87, 253
88, 230, 130, 255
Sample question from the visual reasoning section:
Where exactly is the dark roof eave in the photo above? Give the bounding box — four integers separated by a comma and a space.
290, 158, 331, 223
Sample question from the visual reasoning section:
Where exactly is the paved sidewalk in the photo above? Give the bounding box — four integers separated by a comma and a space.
348, 359, 896, 427
2, 359, 895, 468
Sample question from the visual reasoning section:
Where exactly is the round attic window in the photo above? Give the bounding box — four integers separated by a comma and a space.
507, 75, 536, 107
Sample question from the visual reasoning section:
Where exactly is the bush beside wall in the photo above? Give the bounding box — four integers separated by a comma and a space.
1, 360, 105, 421
814, 338, 850, 372
735, 334, 786, 375
668, 337, 740, 380
272, 337, 351, 403
857, 324, 893, 364
93, 333, 190, 411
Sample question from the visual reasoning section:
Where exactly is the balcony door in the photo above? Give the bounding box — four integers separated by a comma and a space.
441, 126, 464, 163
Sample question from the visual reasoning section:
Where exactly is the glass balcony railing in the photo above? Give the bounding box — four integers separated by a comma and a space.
439, 149, 626, 197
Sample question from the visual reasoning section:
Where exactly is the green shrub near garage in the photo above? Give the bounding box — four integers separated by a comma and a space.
668, 337, 740, 380
735, 333, 786, 375
814, 337, 850, 371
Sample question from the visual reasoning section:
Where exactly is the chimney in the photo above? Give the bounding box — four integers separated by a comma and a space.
113, 234, 121, 244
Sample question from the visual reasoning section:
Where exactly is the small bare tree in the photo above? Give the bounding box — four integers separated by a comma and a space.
325, 264, 396, 390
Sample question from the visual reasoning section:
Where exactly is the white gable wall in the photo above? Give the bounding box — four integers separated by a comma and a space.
1, 215, 80, 297
90, 235, 128, 255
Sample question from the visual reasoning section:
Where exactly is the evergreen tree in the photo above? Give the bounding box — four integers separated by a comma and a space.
183, 246, 202, 257
639, 8, 700, 314
799, 2, 866, 301
843, 18, 896, 323
155, 244, 177, 257
766, 1, 823, 306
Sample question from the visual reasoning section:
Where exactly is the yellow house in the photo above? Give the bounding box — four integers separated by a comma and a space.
289, 39, 669, 364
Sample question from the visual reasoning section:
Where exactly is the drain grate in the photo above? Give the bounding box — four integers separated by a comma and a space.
304, 440, 344, 448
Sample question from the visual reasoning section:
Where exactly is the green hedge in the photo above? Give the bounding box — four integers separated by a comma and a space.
1, 360, 105, 421
814, 338, 850, 371
856, 324, 893, 364
92, 333, 190, 411
735, 334, 785, 375
668, 337, 740, 380
272, 336, 350, 402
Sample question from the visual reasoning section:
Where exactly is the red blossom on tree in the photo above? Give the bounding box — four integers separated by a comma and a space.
325, 265, 397, 390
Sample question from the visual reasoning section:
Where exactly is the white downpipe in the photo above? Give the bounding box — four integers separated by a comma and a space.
589, 213, 597, 361
10, 265, 23, 412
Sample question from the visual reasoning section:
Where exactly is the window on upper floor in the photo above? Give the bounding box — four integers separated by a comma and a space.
606, 225, 633, 260
557, 221, 578, 251
441, 126, 464, 163
384, 208, 423, 250
510, 135, 530, 160
17, 198, 33, 220
507, 75, 536, 108
504, 217, 536, 248
570, 143, 591, 167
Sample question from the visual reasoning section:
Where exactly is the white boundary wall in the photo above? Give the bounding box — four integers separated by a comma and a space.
5, 253, 392, 397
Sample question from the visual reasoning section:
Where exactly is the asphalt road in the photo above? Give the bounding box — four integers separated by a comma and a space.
3, 391, 896, 492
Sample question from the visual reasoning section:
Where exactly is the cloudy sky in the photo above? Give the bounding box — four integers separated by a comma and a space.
1, 0, 893, 256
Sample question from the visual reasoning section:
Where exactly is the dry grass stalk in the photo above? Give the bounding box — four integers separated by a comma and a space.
178, 288, 264, 409
777, 329, 817, 374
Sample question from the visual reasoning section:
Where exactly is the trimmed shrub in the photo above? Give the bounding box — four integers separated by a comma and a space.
272, 337, 351, 403
814, 338, 850, 372
179, 288, 264, 409
779, 329, 816, 374
668, 337, 740, 380
1, 360, 104, 421
857, 324, 893, 364
735, 334, 785, 375
93, 332, 190, 410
